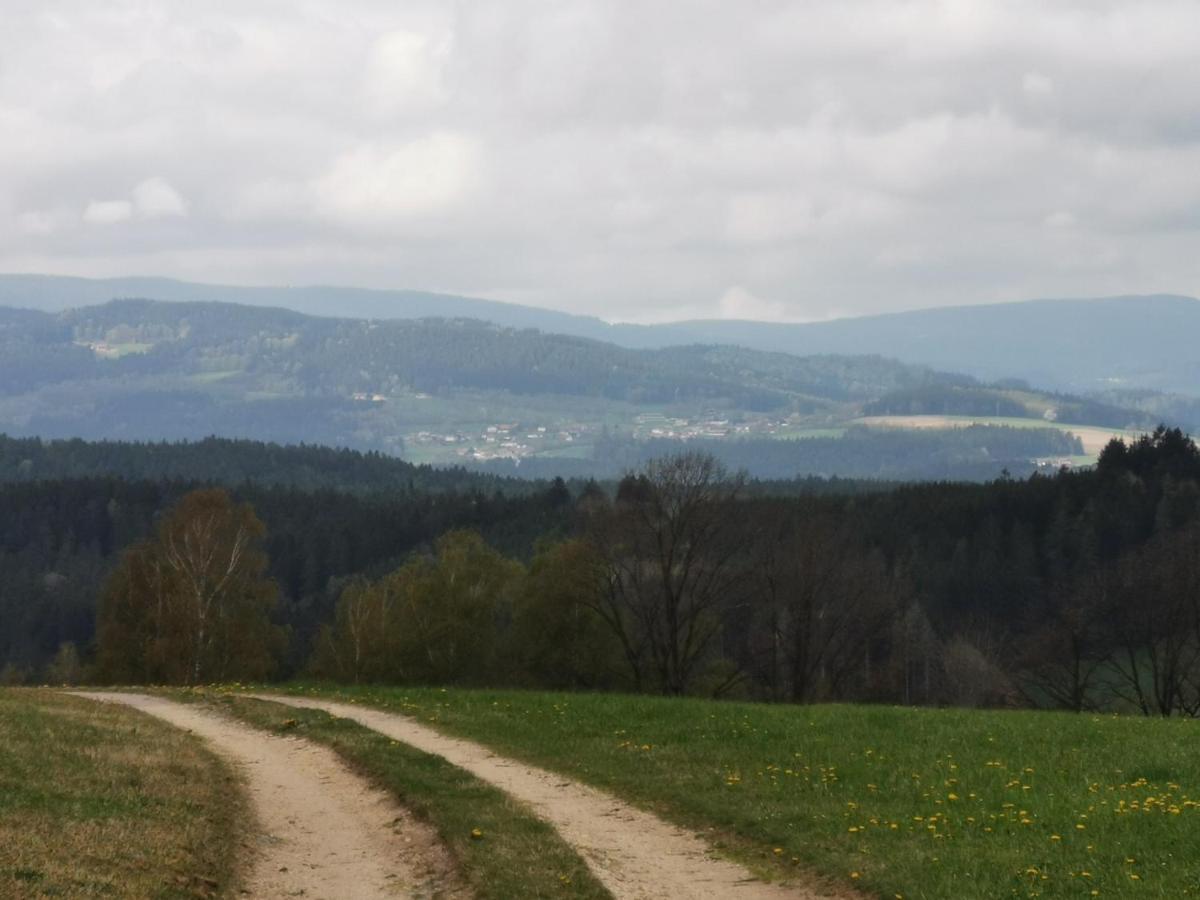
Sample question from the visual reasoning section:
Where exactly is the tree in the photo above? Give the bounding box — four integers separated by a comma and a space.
508, 539, 622, 688
44, 641, 83, 685
1015, 569, 1115, 712
310, 578, 396, 683
97, 489, 283, 684
312, 530, 523, 685
1107, 527, 1200, 716
751, 510, 897, 703
587, 453, 747, 695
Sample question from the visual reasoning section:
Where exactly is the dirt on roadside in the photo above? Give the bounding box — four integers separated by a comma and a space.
73, 692, 466, 900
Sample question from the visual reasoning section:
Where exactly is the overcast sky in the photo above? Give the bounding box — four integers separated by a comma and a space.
3, 1, 1200, 323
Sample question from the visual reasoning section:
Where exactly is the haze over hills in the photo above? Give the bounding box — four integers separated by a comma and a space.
2, 274, 1198, 395
0, 274, 606, 339
0, 294, 1166, 480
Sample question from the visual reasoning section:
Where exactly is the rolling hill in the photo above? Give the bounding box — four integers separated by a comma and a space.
0, 296, 1162, 479
2, 274, 1198, 395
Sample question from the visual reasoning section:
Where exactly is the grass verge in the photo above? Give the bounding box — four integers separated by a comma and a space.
188, 690, 610, 900
276, 684, 1200, 900
0, 688, 244, 899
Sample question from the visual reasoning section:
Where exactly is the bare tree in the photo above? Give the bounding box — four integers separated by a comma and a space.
1108, 527, 1200, 717
1016, 570, 1115, 712
753, 510, 897, 703
587, 453, 748, 695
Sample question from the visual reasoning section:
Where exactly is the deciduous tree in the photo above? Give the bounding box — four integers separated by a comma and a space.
97, 489, 283, 684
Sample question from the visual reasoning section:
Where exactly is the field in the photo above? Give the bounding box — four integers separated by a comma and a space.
0, 689, 244, 899
276, 685, 1200, 899
853, 415, 1140, 458
10, 684, 1200, 899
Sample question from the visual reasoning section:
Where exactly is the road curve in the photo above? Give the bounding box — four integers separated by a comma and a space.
252, 693, 841, 900
73, 692, 461, 900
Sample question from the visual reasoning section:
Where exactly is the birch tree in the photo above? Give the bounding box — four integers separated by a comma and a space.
98, 489, 282, 683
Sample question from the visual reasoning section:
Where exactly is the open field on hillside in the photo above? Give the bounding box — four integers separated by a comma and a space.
274, 685, 1200, 900
0, 689, 243, 899
854, 415, 1140, 458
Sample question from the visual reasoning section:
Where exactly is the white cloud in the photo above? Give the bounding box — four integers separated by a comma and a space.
725, 192, 815, 244
132, 177, 189, 218
16, 211, 62, 236
83, 200, 133, 225
311, 133, 483, 226
363, 29, 452, 116
1022, 72, 1054, 96
3, 1, 1200, 321
717, 286, 794, 322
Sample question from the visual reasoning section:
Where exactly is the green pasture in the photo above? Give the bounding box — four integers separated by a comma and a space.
277, 685, 1200, 899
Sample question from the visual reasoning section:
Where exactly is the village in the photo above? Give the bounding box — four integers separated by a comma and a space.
404, 411, 801, 463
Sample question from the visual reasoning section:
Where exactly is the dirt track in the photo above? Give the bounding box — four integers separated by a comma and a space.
253, 693, 833, 900
73, 692, 462, 900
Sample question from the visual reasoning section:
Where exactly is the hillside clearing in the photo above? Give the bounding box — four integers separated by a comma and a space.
0, 689, 243, 899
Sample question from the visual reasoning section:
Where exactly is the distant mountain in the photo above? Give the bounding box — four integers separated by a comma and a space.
616, 295, 1200, 396
0, 297, 947, 418
0, 273, 610, 337
2, 274, 1197, 395
0, 296, 1142, 480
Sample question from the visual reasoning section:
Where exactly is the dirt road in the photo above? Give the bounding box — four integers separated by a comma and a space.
253, 693, 837, 900
73, 692, 462, 900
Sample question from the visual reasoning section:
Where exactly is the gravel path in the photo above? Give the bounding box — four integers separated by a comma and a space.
253, 693, 837, 900
73, 692, 464, 900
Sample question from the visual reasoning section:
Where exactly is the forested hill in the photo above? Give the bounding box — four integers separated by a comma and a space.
5, 274, 1199, 395
614, 294, 1200, 395
0, 434, 533, 496
6, 297, 947, 408
0, 297, 1166, 480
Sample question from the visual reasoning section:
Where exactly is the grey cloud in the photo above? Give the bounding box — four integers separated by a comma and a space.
2, 0, 1200, 322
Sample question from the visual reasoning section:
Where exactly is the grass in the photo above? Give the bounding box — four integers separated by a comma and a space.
273, 685, 1200, 899
0, 689, 244, 899
186, 690, 610, 900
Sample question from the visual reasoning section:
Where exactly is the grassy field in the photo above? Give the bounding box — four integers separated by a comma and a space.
276, 685, 1200, 899
0, 689, 244, 899
188, 690, 610, 900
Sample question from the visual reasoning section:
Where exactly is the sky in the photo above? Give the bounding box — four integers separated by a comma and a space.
3, 1, 1200, 324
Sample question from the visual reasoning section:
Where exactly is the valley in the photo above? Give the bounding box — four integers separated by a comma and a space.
0, 293, 1173, 480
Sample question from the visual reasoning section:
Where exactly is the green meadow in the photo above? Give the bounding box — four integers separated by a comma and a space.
276, 685, 1200, 899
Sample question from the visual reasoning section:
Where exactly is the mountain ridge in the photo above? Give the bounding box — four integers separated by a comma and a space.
0, 295, 1146, 480
2, 273, 1198, 394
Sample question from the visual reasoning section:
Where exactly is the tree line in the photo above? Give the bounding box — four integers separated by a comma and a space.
8, 427, 1200, 715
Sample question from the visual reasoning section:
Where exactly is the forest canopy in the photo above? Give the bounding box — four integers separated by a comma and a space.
5, 427, 1200, 715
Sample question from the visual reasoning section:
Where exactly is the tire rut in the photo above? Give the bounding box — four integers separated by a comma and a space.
251, 693, 845, 900
73, 692, 464, 900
